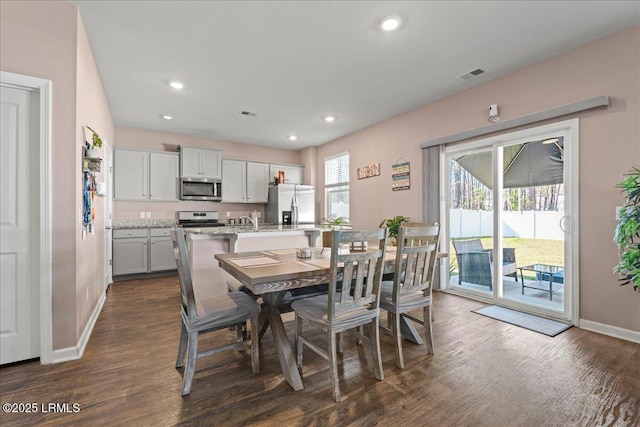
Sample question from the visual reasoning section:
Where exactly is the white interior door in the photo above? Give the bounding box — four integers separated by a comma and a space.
0, 85, 39, 364
104, 143, 113, 288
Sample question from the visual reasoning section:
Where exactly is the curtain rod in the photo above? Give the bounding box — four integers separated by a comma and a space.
420, 95, 610, 149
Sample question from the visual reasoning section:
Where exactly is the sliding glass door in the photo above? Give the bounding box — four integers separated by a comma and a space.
443, 120, 578, 322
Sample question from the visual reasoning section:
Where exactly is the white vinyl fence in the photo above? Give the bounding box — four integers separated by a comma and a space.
449, 209, 564, 240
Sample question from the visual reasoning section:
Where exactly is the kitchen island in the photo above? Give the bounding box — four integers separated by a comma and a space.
186, 224, 322, 298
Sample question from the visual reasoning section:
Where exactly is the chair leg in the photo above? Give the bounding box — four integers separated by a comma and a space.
250, 316, 260, 374
391, 313, 404, 369
181, 331, 199, 396
295, 314, 303, 368
370, 317, 384, 381
328, 330, 340, 402
423, 305, 434, 354
176, 323, 188, 368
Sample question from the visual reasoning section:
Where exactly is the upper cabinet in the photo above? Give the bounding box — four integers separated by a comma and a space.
269, 163, 304, 185
180, 146, 222, 180
222, 160, 269, 203
114, 149, 178, 201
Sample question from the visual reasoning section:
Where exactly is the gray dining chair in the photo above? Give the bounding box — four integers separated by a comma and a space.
172, 228, 261, 396
292, 228, 388, 402
379, 224, 440, 368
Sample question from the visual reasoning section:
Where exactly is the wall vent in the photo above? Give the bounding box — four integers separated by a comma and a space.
458, 68, 485, 81
240, 110, 257, 117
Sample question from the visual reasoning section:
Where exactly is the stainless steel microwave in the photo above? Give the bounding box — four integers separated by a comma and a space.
180, 178, 222, 201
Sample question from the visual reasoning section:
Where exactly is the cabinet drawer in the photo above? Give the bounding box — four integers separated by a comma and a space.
150, 228, 173, 237
113, 229, 148, 239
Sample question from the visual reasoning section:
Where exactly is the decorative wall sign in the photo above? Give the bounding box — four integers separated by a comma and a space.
392, 160, 410, 191
357, 163, 380, 180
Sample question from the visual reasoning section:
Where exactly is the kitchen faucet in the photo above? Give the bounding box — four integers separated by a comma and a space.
238, 210, 259, 231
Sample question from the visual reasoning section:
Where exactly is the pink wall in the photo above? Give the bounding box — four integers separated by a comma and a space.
1, 1, 115, 349
316, 27, 640, 332
113, 127, 303, 221
75, 14, 115, 341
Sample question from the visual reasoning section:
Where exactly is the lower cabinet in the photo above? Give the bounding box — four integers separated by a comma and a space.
113, 228, 176, 276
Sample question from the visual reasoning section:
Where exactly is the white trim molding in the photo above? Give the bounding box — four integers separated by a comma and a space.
579, 319, 640, 344
0, 71, 54, 364
52, 292, 107, 363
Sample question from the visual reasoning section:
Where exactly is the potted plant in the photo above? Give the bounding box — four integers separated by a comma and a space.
614, 165, 640, 292
84, 126, 103, 158
321, 216, 349, 247
379, 215, 410, 243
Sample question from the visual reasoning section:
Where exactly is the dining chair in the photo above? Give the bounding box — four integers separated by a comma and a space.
172, 228, 261, 396
379, 224, 440, 368
292, 228, 388, 402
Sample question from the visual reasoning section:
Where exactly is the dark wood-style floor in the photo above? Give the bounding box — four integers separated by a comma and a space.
1, 276, 638, 426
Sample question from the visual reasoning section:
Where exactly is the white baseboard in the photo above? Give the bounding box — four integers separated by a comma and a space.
51, 291, 106, 364
579, 319, 640, 344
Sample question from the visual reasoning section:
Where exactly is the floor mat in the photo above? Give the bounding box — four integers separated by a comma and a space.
472, 305, 572, 337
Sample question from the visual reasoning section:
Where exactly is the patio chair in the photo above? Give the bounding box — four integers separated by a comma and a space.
452, 239, 517, 291
292, 228, 388, 402
172, 229, 261, 396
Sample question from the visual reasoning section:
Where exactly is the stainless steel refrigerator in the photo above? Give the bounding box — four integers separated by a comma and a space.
265, 184, 315, 224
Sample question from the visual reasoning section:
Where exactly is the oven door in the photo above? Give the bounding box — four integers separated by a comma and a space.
180, 179, 222, 201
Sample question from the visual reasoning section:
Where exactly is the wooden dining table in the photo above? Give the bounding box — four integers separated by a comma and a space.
215, 246, 426, 391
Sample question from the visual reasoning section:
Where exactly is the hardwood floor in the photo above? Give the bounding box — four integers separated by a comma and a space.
1, 276, 638, 426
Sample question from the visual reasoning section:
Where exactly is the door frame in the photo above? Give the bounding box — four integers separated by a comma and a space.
104, 142, 113, 289
1, 71, 53, 364
441, 119, 580, 325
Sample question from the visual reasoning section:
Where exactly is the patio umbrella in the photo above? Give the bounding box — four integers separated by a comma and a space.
453, 137, 564, 189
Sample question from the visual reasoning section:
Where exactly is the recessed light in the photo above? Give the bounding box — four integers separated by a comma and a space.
288, 135, 298, 141
168, 81, 185, 90
324, 116, 335, 123
162, 115, 173, 120
379, 16, 401, 31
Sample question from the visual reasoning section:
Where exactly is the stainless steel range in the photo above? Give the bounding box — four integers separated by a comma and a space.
178, 211, 225, 228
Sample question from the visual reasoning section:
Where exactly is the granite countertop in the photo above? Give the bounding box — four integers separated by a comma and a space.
112, 219, 178, 229
112, 220, 324, 234
186, 224, 323, 235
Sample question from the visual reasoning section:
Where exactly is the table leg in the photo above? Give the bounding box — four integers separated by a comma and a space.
549, 276, 553, 301
399, 316, 424, 345
520, 269, 525, 295
261, 292, 304, 391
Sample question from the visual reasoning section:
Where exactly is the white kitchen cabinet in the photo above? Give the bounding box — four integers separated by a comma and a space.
269, 163, 304, 185
114, 149, 148, 200
149, 152, 179, 201
113, 228, 176, 276
112, 236, 148, 275
222, 160, 269, 203
114, 149, 178, 201
180, 146, 222, 179
246, 162, 269, 203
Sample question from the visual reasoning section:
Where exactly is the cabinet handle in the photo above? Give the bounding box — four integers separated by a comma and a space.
143, 242, 147, 245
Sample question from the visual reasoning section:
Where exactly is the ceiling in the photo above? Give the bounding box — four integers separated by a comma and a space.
73, 1, 640, 150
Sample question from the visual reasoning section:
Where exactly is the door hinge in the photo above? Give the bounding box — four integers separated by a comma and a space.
109, 259, 112, 266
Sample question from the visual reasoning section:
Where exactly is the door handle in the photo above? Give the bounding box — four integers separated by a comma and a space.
559, 215, 569, 232
105, 226, 112, 230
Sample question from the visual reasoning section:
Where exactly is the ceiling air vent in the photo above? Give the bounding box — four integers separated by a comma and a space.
458, 68, 485, 81
240, 110, 257, 117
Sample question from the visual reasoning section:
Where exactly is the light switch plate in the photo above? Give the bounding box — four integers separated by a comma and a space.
145, 212, 151, 219
140, 212, 145, 218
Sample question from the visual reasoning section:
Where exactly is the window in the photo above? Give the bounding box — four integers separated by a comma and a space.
325, 152, 349, 222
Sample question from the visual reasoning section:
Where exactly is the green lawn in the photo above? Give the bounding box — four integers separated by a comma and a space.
449, 237, 564, 279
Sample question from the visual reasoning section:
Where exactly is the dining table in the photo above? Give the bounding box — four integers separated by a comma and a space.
215, 246, 427, 391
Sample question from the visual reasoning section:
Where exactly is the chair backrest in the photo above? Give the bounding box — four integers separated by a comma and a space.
171, 228, 198, 321
327, 228, 388, 321
452, 238, 483, 254
391, 224, 440, 303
